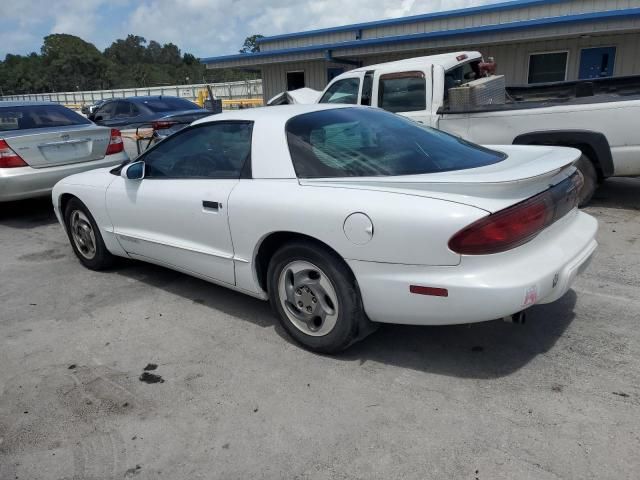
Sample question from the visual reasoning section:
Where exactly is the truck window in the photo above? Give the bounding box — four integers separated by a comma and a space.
444, 61, 481, 101
361, 71, 374, 106
319, 78, 361, 104
378, 71, 426, 113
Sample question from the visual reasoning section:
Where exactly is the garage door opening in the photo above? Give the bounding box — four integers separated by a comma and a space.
287, 71, 306, 90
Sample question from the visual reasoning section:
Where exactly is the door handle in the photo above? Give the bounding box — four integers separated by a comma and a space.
202, 200, 219, 211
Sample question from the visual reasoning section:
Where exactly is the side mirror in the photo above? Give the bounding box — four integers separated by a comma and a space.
121, 161, 145, 180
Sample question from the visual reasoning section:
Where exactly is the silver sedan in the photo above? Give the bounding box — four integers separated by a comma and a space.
0, 101, 128, 202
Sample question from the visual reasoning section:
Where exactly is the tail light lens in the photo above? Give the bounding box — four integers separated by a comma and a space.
151, 120, 176, 131
106, 128, 124, 155
449, 171, 583, 255
0, 139, 28, 168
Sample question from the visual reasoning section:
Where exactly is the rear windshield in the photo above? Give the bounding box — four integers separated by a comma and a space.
286, 107, 505, 178
0, 104, 90, 131
138, 97, 201, 113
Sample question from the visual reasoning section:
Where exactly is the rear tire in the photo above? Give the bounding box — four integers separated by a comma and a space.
64, 198, 115, 270
267, 241, 370, 353
575, 154, 598, 207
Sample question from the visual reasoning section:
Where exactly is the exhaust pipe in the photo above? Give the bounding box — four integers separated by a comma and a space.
503, 311, 526, 324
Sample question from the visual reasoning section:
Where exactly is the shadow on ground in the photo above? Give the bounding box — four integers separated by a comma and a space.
0, 197, 57, 229
115, 259, 576, 380
590, 177, 640, 211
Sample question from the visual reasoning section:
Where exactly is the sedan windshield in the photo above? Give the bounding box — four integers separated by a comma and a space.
0, 105, 90, 132
286, 107, 505, 178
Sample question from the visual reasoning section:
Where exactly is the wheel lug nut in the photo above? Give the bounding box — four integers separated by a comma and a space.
312, 297, 317, 303
306, 306, 312, 312
297, 301, 303, 308
295, 289, 302, 295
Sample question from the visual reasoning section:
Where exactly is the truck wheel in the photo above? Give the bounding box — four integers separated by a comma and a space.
267, 240, 371, 353
575, 155, 597, 207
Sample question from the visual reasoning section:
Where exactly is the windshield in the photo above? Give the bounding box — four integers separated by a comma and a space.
318, 78, 360, 104
139, 97, 202, 113
286, 107, 505, 178
0, 104, 91, 131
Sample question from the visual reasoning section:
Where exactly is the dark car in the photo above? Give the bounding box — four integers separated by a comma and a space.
81, 99, 107, 116
88, 96, 213, 137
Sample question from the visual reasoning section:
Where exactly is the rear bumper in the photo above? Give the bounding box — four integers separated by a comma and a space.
348, 210, 598, 325
0, 152, 127, 202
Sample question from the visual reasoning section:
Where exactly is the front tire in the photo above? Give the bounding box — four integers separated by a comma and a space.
575, 154, 598, 207
267, 241, 369, 353
64, 198, 115, 270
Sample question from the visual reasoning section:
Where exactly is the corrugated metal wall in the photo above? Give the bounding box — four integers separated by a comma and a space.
258, 0, 640, 51
260, 30, 640, 100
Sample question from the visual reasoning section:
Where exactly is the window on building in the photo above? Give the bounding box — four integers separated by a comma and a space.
377, 71, 426, 113
286, 71, 306, 90
318, 78, 360, 104
528, 52, 568, 84
327, 67, 345, 82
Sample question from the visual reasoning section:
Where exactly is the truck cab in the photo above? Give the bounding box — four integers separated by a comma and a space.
317, 50, 640, 205
318, 51, 484, 128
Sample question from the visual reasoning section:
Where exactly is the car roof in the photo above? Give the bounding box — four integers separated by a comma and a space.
191, 104, 358, 180
337, 51, 483, 75
193, 103, 351, 125
124, 96, 192, 102
0, 101, 59, 107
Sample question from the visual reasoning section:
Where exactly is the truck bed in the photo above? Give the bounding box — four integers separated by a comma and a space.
441, 74, 640, 114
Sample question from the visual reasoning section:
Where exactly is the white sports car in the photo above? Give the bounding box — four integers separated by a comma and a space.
52, 104, 597, 352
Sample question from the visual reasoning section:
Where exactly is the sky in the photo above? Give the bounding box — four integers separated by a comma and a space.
0, 0, 506, 59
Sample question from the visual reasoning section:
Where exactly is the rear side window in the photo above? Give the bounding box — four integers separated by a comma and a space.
286, 107, 505, 178
0, 105, 90, 131
319, 78, 360, 104
378, 71, 426, 113
139, 97, 201, 113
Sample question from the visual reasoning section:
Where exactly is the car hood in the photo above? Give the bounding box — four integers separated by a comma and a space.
56, 166, 119, 189
299, 145, 581, 213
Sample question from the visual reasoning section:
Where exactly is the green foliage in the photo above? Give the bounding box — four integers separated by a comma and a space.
239, 35, 264, 54
0, 34, 261, 95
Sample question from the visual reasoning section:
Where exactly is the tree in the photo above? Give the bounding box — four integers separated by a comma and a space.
41, 34, 107, 91
0, 33, 261, 96
239, 34, 264, 54
104, 35, 147, 65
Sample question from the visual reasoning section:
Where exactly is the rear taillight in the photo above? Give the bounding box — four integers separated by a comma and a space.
106, 128, 124, 155
151, 120, 176, 131
0, 139, 28, 168
449, 172, 582, 255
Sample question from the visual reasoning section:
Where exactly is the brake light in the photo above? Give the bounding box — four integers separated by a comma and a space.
151, 120, 176, 131
0, 139, 28, 168
105, 128, 124, 155
449, 172, 582, 255
456, 54, 468, 62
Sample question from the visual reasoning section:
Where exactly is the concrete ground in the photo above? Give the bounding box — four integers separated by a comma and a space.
0, 178, 639, 480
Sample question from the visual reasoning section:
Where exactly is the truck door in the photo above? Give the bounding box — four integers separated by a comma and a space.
372, 69, 431, 125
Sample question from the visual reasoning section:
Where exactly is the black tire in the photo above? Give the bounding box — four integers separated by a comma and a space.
575, 154, 598, 207
64, 197, 115, 270
267, 240, 372, 353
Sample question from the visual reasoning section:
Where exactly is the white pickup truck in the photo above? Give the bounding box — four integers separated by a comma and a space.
317, 51, 640, 204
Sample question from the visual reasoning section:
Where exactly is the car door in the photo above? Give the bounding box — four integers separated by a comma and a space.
98, 101, 139, 128
92, 101, 116, 124
105, 121, 253, 285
